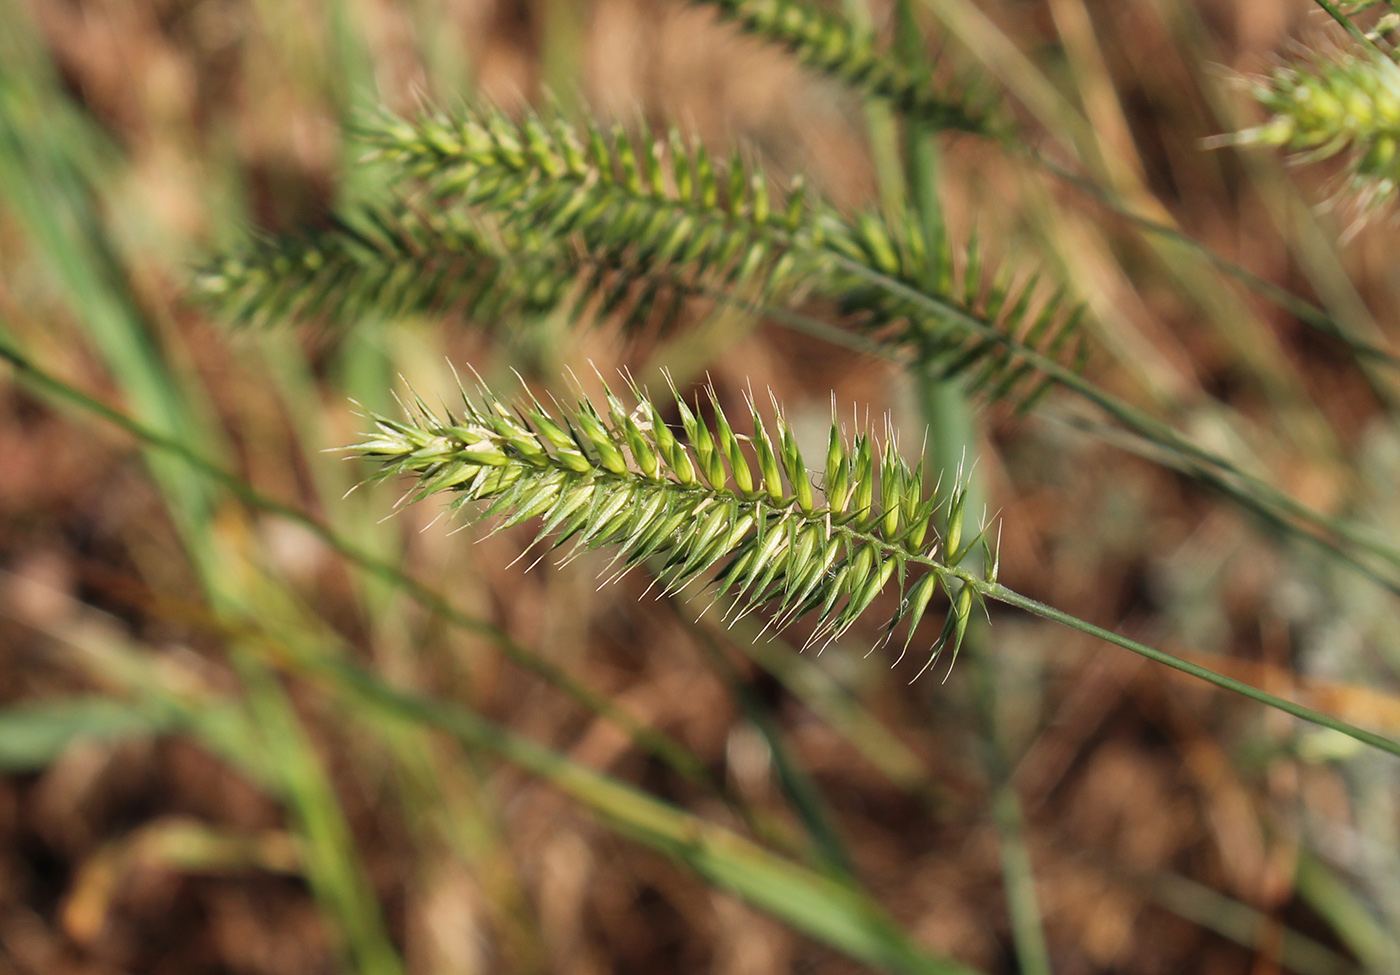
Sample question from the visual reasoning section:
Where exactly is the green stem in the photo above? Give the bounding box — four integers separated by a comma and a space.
1312, 0, 1374, 43
978, 581, 1400, 760
964, 622, 1054, 975
891, 12, 1054, 953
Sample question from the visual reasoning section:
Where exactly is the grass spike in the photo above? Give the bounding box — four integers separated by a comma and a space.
351, 372, 988, 660
212, 104, 1091, 412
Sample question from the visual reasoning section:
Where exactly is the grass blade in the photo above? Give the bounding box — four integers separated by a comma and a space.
0, 698, 177, 772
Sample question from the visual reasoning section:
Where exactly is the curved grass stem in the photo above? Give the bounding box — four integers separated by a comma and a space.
977, 581, 1400, 760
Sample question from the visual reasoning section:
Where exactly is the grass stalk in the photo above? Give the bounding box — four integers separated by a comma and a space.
828, 255, 1400, 595
888, 3, 1053, 965
966, 630, 1053, 975
980, 583, 1400, 760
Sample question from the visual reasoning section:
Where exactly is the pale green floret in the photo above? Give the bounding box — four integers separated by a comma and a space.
351, 373, 995, 659
850, 436, 875, 529
824, 425, 850, 514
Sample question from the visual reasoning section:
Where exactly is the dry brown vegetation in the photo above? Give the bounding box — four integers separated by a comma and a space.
2, 0, 1400, 973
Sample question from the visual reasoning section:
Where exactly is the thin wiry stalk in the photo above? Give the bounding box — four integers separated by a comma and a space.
882, 0, 1053, 955
828, 256, 1400, 595
1023, 151, 1400, 372
1314, 0, 1384, 40
349, 369, 1400, 760
691, 0, 1001, 135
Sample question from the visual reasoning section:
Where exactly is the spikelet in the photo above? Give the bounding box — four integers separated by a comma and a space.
351, 371, 996, 669
1222, 44, 1400, 214
823, 215, 1088, 410
357, 106, 832, 317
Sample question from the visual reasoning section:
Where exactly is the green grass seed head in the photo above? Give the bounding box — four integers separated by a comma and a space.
351, 370, 991, 656
1227, 47, 1400, 212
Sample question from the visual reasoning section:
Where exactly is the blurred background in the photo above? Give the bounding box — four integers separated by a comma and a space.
3, 0, 1400, 972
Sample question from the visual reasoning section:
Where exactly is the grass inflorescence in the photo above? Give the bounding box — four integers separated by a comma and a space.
202, 102, 1089, 405
197, 101, 1090, 409
1225, 44, 1400, 213
354, 372, 992, 669
357, 104, 836, 309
